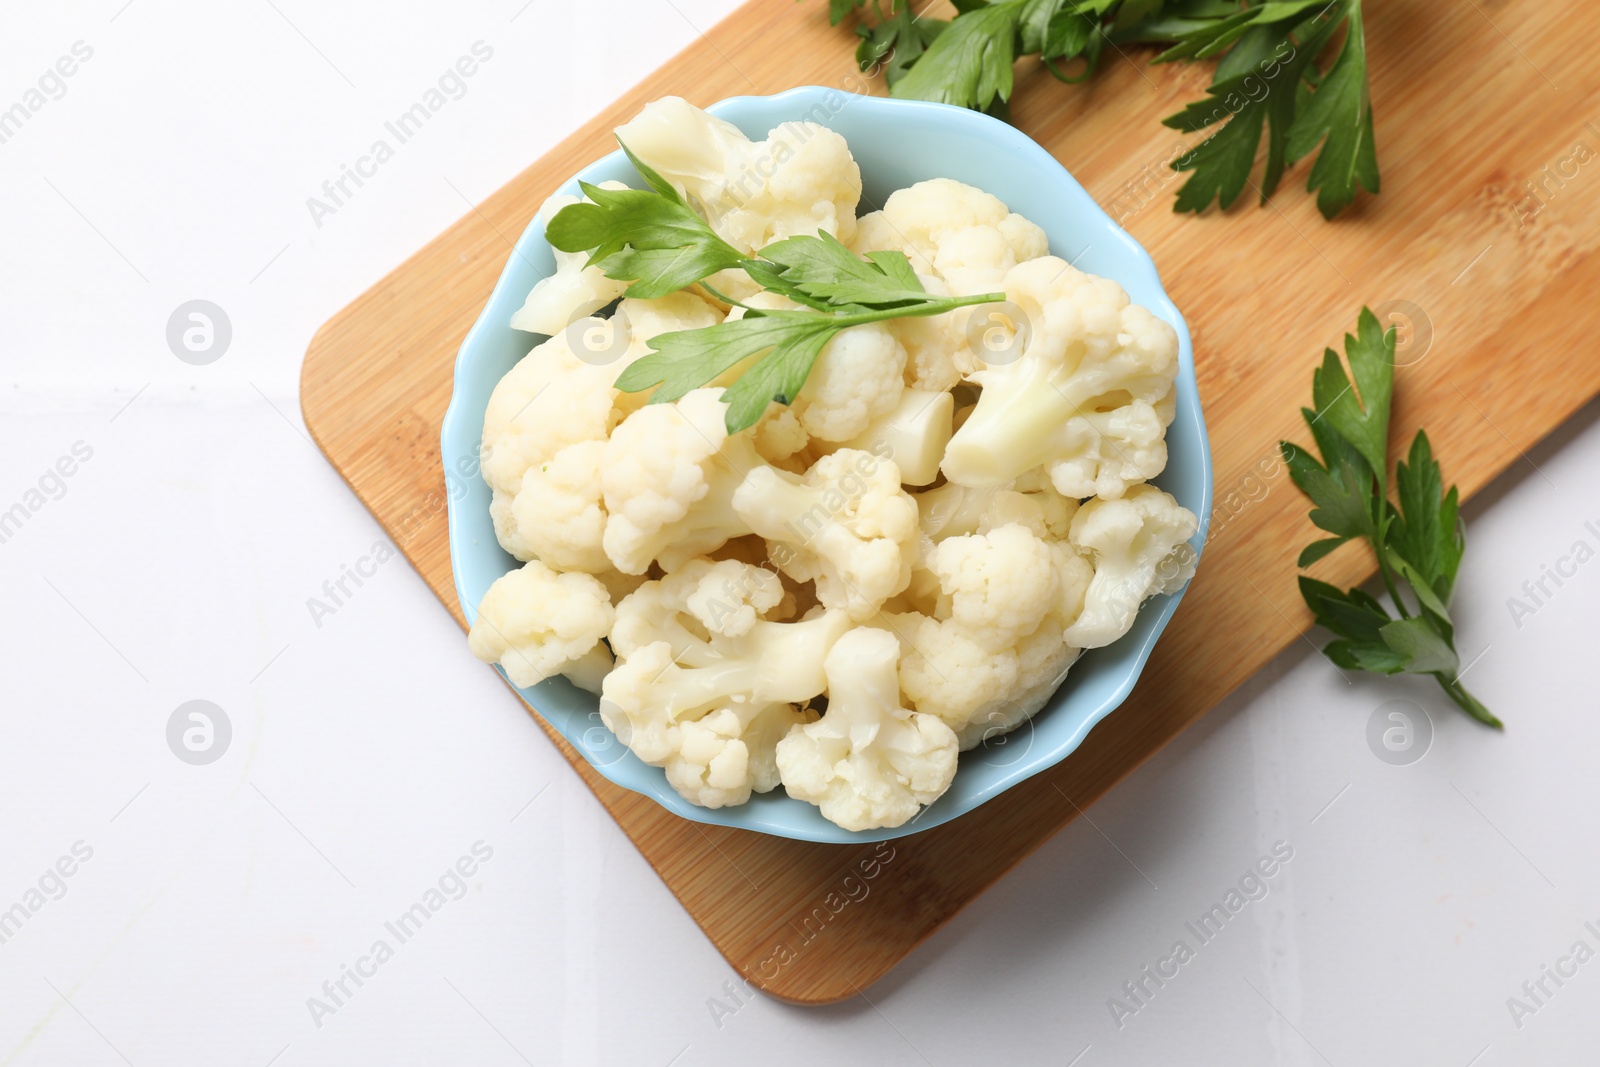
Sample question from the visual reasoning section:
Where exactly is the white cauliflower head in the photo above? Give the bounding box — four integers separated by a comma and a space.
794, 321, 907, 442
887, 515, 1089, 736
666, 701, 814, 809
733, 448, 919, 620
775, 626, 958, 831
851, 178, 1047, 297
753, 403, 812, 468
511, 185, 632, 336
486, 292, 731, 570
481, 329, 620, 567
979, 475, 1081, 540
610, 558, 786, 657
615, 96, 862, 254
889, 272, 977, 393
922, 524, 1062, 650
941, 256, 1180, 500
497, 440, 609, 573
467, 560, 615, 692
951, 620, 1082, 751
601, 388, 762, 574
890, 610, 1079, 749
1063, 484, 1198, 649
600, 560, 852, 808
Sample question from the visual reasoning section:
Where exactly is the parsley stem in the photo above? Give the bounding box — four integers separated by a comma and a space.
696, 279, 749, 310
824, 290, 1005, 327
1434, 673, 1503, 729
1376, 549, 1412, 620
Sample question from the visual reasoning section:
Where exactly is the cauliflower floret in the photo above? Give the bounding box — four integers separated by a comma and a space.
733, 449, 919, 620
923, 524, 1061, 651
603, 642, 816, 809
1064, 484, 1198, 649
467, 561, 614, 692
851, 178, 1047, 297
511, 185, 631, 336
889, 273, 978, 393
829, 388, 953, 487
775, 627, 958, 831
727, 298, 907, 449
611, 559, 784, 655
886, 518, 1090, 736
601, 389, 762, 574
615, 96, 862, 254
794, 322, 907, 442
481, 331, 613, 488
667, 701, 817, 808
498, 440, 609, 573
890, 611, 1079, 747
941, 256, 1180, 500
888, 610, 1015, 725
753, 404, 811, 468
486, 296, 729, 569
482, 329, 621, 567
610, 292, 724, 415
707, 536, 819, 620
915, 478, 1079, 543
952, 620, 1081, 750
601, 562, 852, 808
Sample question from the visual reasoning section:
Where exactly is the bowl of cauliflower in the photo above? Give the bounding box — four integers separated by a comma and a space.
443, 87, 1212, 842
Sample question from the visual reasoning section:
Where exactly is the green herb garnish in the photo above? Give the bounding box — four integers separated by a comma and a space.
547, 144, 1002, 435
1281, 308, 1498, 726
825, 0, 1378, 219
545, 143, 748, 299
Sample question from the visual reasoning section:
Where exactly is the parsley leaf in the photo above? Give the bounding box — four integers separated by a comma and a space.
1283, 0, 1379, 218
828, 0, 866, 23
850, 1, 945, 87
544, 142, 746, 299
553, 137, 1004, 435
614, 313, 833, 409
825, 0, 1381, 218
890, 2, 1022, 110
1282, 308, 1499, 727
685, 313, 842, 433
1161, 12, 1335, 210
1307, 303, 1392, 479
619, 238, 1001, 434
1390, 430, 1463, 606
753, 231, 933, 308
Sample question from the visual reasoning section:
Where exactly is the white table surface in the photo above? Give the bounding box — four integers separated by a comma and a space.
3, 2, 1597, 1064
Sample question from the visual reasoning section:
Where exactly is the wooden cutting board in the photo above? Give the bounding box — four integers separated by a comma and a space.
300, 0, 1600, 1003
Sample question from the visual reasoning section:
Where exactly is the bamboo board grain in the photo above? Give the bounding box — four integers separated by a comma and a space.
300, 0, 1600, 1004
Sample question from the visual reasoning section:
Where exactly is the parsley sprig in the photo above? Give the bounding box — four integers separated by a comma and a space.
545, 143, 748, 300
545, 142, 1002, 435
827, 0, 1378, 219
1281, 308, 1498, 727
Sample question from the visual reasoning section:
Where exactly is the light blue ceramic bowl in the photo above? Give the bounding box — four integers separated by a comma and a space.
443, 86, 1211, 843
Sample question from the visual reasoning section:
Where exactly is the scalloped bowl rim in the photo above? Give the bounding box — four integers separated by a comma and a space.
442, 87, 1213, 844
